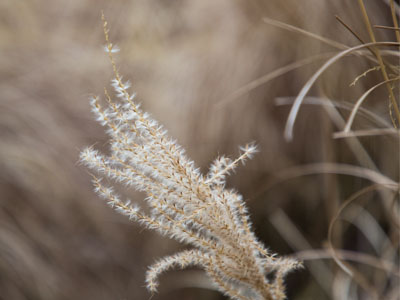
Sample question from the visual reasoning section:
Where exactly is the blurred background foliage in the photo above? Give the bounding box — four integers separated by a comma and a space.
0, 0, 398, 299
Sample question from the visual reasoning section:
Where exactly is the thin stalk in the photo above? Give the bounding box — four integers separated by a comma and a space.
335, 15, 366, 45
357, 0, 400, 126
335, 15, 397, 74
390, 0, 400, 43
344, 77, 400, 132
284, 41, 400, 141
374, 25, 400, 31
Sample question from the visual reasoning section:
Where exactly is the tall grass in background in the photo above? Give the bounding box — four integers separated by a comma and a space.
0, 0, 398, 299
264, 1, 400, 298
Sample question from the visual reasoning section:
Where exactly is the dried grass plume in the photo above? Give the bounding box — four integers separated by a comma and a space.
79, 13, 300, 300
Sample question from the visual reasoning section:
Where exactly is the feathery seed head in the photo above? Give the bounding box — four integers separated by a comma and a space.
80, 14, 299, 300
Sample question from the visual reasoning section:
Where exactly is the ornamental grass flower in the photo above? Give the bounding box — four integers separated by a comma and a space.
80, 13, 300, 300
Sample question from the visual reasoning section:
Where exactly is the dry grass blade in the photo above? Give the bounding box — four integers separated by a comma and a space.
342, 204, 395, 265
335, 15, 367, 45
333, 128, 400, 138
269, 209, 332, 296
358, 0, 400, 123
388, 192, 400, 230
327, 184, 397, 298
380, 49, 400, 57
276, 96, 391, 128
263, 16, 388, 69
389, 0, 400, 43
217, 52, 335, 107
262, 17, 348, 50
335, 15, 397, 74
274, 95, 395, 197
384, 0, 400, 15
343, 77, 400, 132
260, 163, 398, 194
374, 25, 400, 31
283, 41, 400, 141
292, 249, 400, 276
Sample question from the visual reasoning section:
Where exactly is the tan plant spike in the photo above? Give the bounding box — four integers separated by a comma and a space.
80, 13, 301, 300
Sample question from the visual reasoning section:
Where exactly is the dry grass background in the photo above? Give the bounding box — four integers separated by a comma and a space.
0, 0, 398, 299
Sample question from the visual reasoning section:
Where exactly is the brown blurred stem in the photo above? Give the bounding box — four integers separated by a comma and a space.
357, 0, 400, 126
335, 15, 366, 45
389, 0, 400, 43
335, 16, 397, 74
374, 25, 400, 31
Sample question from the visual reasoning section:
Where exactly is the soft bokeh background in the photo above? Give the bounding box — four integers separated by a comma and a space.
0, 0, 398, 299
